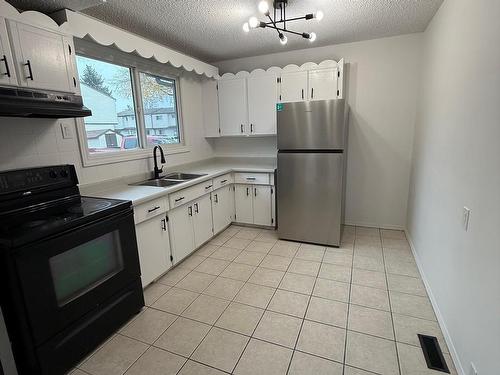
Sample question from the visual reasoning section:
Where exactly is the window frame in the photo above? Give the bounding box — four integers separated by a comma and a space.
74, 41, 188, 167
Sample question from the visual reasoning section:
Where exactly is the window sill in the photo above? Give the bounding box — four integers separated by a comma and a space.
81, 145, 190, 167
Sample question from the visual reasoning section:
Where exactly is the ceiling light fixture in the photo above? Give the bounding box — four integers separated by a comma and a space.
244, 0, 322, 44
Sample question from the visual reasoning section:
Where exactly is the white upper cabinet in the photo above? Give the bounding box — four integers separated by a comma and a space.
218, 77, 247, 136
247, 73, 277, 135
7, 20, 76, 93
201, 79, 220, 137
0, 18, 17, 86
279, 71, 308, 102
308, 68, 338, 101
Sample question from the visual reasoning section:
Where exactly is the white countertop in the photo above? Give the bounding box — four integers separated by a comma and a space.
80, 157, 276, 206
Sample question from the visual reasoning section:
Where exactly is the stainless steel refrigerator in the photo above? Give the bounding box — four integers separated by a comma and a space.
277, 99, 348, 247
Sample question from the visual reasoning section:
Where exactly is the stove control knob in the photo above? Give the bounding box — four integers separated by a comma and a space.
49, 170, 57, 178
60, 170, 69, 178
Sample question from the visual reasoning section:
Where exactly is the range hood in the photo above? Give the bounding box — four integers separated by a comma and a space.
0, 86, 92, 118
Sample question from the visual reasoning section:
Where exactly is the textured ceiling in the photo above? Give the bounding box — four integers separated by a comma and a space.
6, 0, 443, 62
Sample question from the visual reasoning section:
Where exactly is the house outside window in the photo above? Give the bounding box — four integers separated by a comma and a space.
75, 48, 185, 166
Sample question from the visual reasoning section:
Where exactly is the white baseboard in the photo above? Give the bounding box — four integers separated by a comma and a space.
344, 220, 405, 230
404, 229, 466, 375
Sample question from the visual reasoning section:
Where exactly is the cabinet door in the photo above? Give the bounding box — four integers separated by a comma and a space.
135, 215, 171, 287
7, 21, 73, 92
247, 74, 277, 135
202, 79, 220, 137
0, 18, 17, 86
279, 71, 308, 102
308, 68, 338, 101
218, 78, 247, 136
212, 186, 233, 234
193, 194, 213, 248
234, 184, 253, 224
253, 185, 272, 226
168, 204, 195, 264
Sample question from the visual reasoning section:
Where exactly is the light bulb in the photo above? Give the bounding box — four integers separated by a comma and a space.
309, 32, 317, 42
249, 16, 259, 29
242, 22, 250, 32
315, 10, 324, 21
279, 34, 288, 45
258, 1, 269, 14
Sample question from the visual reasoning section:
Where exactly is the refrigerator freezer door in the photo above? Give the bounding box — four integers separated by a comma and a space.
277, 99, 346, 150
277, 152, 343, 246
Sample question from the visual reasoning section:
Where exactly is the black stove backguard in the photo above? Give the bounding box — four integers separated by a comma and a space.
0, 165, 144, 375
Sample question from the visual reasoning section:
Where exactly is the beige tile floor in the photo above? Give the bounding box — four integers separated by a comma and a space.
71, 225, 457, 375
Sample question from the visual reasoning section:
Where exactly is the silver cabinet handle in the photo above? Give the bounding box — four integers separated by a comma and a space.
188, 206, 193, 216
214, 193, 218, 203
246, 187, 249, 196
1, 55, 11, 77
174, 197, 185, 202
311, 88, 314, 99
148, 205, 160, 213
194, 203, 199, 213
301, 89, 304, 99
250, 124, 254, 133
220, 179, 227, 184
205, 184, 213, 190
161, 218, 167, 231
240, 124, 244, 133
246, 177, 256, 181
254, 188, 257, 197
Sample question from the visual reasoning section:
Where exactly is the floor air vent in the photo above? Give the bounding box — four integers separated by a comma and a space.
418, 334, 450, 373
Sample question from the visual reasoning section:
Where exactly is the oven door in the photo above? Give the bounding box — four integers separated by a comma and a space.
14, 209, 141, 345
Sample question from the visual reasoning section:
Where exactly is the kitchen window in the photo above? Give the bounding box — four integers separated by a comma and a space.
74, 42, 186, 166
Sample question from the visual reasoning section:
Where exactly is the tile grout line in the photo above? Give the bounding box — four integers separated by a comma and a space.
174, 226, 256, 375
285, 243, 327, 375
178, 227, 279, 374
230, 235, 292, 374
342, 227, 356, 375
380, 229, 403, 375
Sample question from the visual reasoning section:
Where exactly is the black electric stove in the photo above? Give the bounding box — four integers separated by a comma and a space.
0, 165, 144, 375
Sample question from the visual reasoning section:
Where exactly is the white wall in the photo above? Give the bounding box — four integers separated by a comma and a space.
406, 0, 500, 374
215, 34, 422, 229
0, 74, 214, 184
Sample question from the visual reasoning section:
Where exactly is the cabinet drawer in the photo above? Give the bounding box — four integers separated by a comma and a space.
213, 173, 233, 188
169, 180, 213, 208
134, 197, 169, 224
234, 172, 270, 185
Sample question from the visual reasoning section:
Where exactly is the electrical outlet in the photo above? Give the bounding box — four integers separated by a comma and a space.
60, 122, 73, 139
462, 207, 471, 231
470, 362, 478, 375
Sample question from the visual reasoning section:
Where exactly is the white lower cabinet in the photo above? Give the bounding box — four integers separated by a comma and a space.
192, 194, 213, 248
168, 203, 195, 264
253, 185, 272, 226
212, 185, 235, 234
135, 212, 171, 287
235, 184, 273, 226
234, 185, 254, 224
168, 194, 213, 264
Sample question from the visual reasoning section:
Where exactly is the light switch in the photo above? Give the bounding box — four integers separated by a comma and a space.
60, 122, 73, 139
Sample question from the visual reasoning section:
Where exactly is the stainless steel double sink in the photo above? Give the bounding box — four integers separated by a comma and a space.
132, 172, 207, 188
